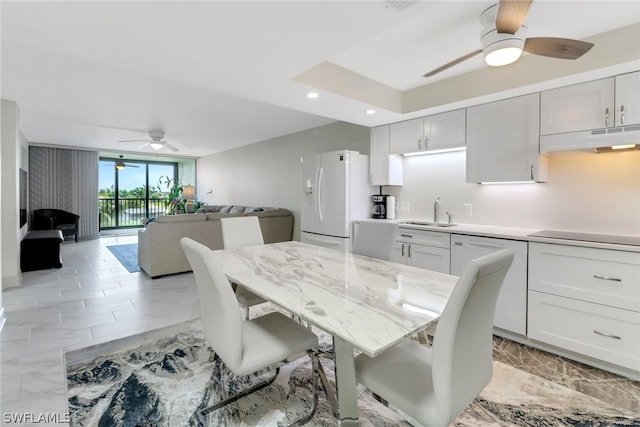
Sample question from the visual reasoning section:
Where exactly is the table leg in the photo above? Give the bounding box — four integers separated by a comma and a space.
333, 336, 359, 426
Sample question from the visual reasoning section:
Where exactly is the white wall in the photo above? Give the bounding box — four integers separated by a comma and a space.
197, 121, 370, 240
1, 99, 27, 290
198, 120, 639, 238
385, 149, 640, 236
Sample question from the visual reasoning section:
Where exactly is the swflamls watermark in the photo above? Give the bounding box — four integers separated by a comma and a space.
3, 412, 70, 424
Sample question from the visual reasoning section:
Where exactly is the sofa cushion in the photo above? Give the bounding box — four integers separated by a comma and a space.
218, 205, 233, 213
250, 208, 292, 218
244, 207, 264, 213
156, 214, 207, 223
229, 205, 246, 214
196, 205, 221, 213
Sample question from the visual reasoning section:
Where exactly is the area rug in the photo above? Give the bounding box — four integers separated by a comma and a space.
65, 320, 640, 427
106, 244, 140, 273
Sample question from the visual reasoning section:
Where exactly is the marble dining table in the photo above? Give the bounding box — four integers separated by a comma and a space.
211, 240, 459, 426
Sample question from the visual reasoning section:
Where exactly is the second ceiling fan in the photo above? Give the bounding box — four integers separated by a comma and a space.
118, 130, 180, 152
423, 0, 595, 78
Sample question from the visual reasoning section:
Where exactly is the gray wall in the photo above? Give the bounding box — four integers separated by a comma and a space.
197, 121, 370, 241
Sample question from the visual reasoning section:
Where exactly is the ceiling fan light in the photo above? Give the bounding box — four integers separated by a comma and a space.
485, 46, 522, 66
116, 163, 125, 170
150, 142, 164, 150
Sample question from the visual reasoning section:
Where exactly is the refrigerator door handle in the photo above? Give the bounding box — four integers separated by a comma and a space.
317, 167, 324, 222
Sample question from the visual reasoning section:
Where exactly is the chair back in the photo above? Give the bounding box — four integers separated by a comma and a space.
180, 237, 243, 371
431, 249, 514, 425
220, 216, 264, 249
351, 221, 397, 261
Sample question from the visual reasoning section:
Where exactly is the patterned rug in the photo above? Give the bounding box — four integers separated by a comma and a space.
106, 244, 140, 273
65, 320, 640, 427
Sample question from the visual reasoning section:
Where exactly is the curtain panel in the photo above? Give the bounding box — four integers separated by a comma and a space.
29, 146, 99, 240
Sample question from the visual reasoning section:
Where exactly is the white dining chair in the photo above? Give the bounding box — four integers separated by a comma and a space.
354, 249, 514, 427
351, 221, 398, 261
180, 237, 319, 427
220, 216, 268, 319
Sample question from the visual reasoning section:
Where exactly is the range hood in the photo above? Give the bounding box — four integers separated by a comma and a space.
540, 124, 640, 153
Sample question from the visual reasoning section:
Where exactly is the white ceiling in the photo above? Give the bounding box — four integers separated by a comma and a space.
2, 1, 639, 158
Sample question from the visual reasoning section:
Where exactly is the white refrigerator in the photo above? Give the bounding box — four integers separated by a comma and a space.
301, 150, 372, 252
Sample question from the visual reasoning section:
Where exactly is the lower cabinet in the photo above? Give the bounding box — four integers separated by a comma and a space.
391, 228, 450, 274
528, 242, 640, 373
528, 290, 640, 372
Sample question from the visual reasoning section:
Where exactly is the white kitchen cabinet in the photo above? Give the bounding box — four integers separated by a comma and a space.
369, 125, 403, 186
392, 227, 450, 273
540, 78, 614, 135
528, 242, 640, 373
389, 110, 466, 155
615, 71, 640, 126
426, 109, 466, 151
466, 93, 548, 183
540, 71, 640, 135
390, 118, 423, 154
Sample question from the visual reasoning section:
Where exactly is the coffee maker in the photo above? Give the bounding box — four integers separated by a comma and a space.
372, 194, 388, 219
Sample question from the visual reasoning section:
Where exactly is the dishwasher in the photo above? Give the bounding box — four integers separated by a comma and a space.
450, 234, 528, 336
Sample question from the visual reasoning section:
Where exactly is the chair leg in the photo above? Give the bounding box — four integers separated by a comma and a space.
198, 351, 319, 427
198, 368, 280, 426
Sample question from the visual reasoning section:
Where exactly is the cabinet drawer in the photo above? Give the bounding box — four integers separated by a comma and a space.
529, 242, 640, 312
528, 290, 640, 372
396, 227, 450, 248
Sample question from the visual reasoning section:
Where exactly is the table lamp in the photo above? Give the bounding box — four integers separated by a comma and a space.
181, 185, 196, 213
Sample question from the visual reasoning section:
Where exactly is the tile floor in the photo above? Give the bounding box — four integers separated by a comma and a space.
1, 235, 201, 424
1, 235, 638, 426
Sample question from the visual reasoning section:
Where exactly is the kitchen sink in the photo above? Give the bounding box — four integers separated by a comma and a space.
400, 221, 458, 228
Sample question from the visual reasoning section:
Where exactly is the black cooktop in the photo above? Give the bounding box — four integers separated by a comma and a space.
528, 230, 640, 247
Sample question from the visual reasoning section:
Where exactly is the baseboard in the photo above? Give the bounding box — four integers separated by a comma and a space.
2, 274, 22, 289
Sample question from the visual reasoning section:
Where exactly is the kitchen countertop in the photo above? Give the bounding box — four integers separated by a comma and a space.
354, 218, 640, 252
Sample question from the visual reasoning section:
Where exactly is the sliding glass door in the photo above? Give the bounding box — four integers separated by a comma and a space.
99, 158, 177, 229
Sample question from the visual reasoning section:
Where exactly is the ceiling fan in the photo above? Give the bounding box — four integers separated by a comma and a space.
115, 155, 140, 170
423, 0, 595, 78
118, 130, 179, 152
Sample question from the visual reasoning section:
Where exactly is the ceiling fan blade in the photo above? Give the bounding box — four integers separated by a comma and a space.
164, 142, 180, 152
118, 139, 148, 143
496, 0, 532, 34
125, 163, 140, 168
423, 49, 483, 77
524, 37, 595, 59
138, 142, 151, 149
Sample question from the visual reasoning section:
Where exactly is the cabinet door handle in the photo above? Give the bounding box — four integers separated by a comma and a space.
593, 274, 622, 282
370, 174, 373, 185
593, 330, 621, 340
408, 244, 411, 258
417, 138, 422, 150
530, 164, 534, 181
620, 105, 625, 125
400, 234, 413, 238
401, 243, 405, 257
424, 136, 429, 149
605, 107, 609, 127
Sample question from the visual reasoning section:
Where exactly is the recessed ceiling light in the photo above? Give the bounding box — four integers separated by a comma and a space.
365, 109, 376, 115
306, 92, 319, 99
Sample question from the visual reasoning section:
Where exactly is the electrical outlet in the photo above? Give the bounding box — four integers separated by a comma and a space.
463, 203, 472, 217
399, 202, 410, 214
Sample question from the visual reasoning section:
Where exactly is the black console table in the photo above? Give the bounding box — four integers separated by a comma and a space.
21, 230, 64, 272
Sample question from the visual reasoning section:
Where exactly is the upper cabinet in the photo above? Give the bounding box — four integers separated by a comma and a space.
370, 125, 403, 186
540, 71, 640, 152
389, 109, 466, 155
466, 93, 548, 183
615, 71, 640, 127
541, 71, 640, 135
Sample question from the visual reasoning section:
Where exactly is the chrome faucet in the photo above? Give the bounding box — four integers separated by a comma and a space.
433, 197, 441, 223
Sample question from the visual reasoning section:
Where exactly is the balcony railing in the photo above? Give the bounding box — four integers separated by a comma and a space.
99, 197, 169, 229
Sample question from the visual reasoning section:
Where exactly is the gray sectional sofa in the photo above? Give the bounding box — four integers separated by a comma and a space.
138, 205, 293, 278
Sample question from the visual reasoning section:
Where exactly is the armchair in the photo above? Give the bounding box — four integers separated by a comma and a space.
33, 209, 80, 242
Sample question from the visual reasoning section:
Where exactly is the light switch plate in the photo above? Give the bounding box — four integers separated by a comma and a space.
464, 203, 472, 216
